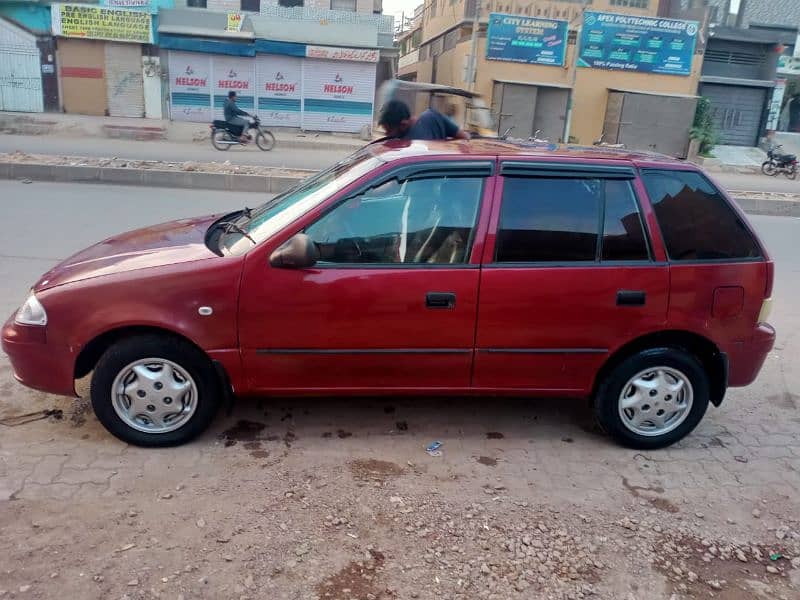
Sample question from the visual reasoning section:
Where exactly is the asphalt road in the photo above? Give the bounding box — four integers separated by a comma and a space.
0, 180, 265, 320
2, 134, 799, 193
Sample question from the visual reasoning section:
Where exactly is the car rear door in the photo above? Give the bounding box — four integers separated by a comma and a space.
237, 160, 495, 392
473, 161, 670, 394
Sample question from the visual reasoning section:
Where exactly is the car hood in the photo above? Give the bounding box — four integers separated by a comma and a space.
35, 214, 221, 291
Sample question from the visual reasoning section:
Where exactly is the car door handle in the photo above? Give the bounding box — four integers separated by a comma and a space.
426, 292, 456, 309
617, 290, 646, 306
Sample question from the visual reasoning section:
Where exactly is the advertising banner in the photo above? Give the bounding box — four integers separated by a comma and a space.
306, 46, 379, 63
212, 56, 255, 120
168, 51, 211, 122
52, 3, 153, 44
257, 55, 302, 127
226, 13, 243, 32
578, 11, 698, 76
302, 59, 375, 133
486, 13, 567, 66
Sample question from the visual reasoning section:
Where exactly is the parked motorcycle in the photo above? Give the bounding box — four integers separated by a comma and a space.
210, 115, 275, 151
761, 144, 797, 179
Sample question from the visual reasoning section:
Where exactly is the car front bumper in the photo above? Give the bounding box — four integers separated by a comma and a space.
2, 314, 77, 397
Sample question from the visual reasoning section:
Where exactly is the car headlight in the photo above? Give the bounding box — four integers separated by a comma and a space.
15, 292, 47, 326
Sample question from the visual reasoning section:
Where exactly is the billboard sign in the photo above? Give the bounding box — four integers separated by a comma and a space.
486, 13, 567, 66
578, 11, 698, 76
52, 3, 153, 43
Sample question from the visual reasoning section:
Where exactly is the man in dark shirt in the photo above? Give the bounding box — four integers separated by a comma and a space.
224, 91, 250, 142
378, 99, 469, 140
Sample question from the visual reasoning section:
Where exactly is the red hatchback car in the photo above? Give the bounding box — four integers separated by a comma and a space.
2, 140, 775, 449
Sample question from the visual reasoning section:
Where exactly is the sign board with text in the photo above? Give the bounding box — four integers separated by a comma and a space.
578, 11, 697, 76
52, 3, 153, 43
486, 13, 567, 66
305, 45, 379, 63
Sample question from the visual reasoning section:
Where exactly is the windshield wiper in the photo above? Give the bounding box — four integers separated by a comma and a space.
220, 221, 256, 245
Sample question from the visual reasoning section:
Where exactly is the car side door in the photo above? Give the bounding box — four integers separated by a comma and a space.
473, 161, 670, 394
237, 160, 495, 392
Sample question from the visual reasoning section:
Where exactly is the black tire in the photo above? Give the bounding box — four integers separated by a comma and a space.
90, 335, 221, 447
211, 129, 231, 151
593, 347, 710, 450
256, 130, 275, 151
761, 160, 777, 176
787, 165, 797, 180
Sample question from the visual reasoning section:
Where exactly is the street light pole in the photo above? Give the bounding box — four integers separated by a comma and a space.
562, 0, 590, 143
465, 0, 481, 92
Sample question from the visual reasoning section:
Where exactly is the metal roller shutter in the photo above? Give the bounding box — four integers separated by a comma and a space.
302, 58, 375, 133
212, 55, 255, 121
0, 18, 43, 113
59, 38, 107, 116
256, 54, 302, 128
168, 51, 212, 123
105, 42, 144, 118
701, 83, 767, 147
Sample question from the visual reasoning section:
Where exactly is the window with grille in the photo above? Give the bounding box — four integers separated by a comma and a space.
186, 0, 207, 7
331, 0, 357, 10
241, 0, 260, 11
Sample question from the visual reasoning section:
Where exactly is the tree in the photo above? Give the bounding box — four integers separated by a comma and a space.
690, 97, 718, 157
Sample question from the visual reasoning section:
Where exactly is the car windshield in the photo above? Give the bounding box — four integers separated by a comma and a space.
222, 150, 383, 255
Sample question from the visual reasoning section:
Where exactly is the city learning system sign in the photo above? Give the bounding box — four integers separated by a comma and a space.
52, 3, 153, 44
486, 13, 567, 66
578, 11, 698, 76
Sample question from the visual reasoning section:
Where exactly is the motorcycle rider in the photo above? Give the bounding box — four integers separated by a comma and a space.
224, 91, 250, 143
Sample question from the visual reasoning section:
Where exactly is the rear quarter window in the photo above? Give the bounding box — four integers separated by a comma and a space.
641, 169, 761, 261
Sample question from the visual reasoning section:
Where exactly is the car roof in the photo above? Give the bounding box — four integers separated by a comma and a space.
365, 138, 687, 167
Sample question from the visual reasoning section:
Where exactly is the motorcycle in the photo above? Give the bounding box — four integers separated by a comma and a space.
210, 115, 275, 152
761, 144, 797, 179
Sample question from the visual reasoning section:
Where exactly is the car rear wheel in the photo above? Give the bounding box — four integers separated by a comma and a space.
593, 347, 710, 449
90, 335, 221, 447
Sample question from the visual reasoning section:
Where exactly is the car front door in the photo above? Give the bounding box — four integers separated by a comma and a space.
474, 162, 670, 394
238, 161, 494, 392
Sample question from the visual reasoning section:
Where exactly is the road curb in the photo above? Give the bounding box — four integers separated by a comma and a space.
0, 161, 310, 194
2, 161, 799, 216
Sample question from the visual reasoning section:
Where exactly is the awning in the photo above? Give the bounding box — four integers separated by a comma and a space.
159, 34, 255, 57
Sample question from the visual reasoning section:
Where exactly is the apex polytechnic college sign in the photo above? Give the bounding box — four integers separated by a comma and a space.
578, 11, 698, 76
486, 13, 567, 66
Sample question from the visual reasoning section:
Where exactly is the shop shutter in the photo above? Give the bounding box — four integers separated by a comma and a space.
0, 18, 43, 113
168, 51, 212, 122
302, 58, 375, 133
211, 55, 256, 120
59, 38, 107, 116
256, 54, 302, 127
105, 42, 145, 118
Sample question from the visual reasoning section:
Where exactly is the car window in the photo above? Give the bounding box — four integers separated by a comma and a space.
602, 179, 649, 261
223, 151, 382, 255
642, 169, 761, 261
305, 176, 484, 265
496, 177, 601, 262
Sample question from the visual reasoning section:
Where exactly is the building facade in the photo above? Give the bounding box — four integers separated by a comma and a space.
406, 0, 703, 156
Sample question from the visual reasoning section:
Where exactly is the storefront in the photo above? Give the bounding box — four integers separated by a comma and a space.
165, 42, 377, 133
0, 17, 48, 113
51, 2, 153, 117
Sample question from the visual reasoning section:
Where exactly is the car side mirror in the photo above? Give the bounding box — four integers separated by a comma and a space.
269, 233, 320, 269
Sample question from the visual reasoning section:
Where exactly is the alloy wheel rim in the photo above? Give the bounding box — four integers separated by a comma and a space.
618, 366, 693, 437
111, 358, 198, 434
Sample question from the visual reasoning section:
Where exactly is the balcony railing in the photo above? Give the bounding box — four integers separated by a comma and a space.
398, 48, 419, 69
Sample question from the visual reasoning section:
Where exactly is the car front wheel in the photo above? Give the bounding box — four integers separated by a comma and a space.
90, 335, 221, 447
594, 347, 710, 449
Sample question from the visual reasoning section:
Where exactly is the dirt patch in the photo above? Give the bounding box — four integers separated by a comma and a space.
337, 429, 353, 439
70, 397, 91, 427
486, 431, 504, 439
220, 420, 266, 446
477, 456, 497, 467
315, 550, 386, 600
621, 477, 678, 512
653, 533, 797, 599
767, 392, 799, 410
348, 459, 404, 482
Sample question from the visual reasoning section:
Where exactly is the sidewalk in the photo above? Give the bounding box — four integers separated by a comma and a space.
0, 111, 365, 152
693, 145, 767, 174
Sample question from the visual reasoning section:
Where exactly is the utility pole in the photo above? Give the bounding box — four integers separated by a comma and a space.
465, 0, 481, 92
562, 0, 591, 143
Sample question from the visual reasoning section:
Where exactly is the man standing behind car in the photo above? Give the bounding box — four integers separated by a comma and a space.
224, 91, 250, 143
379, 100, 470, 141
